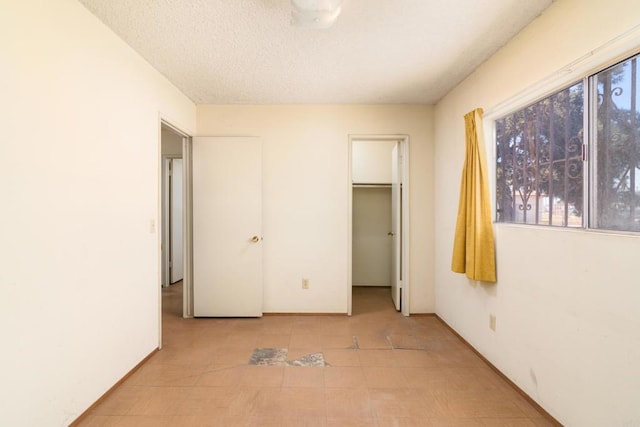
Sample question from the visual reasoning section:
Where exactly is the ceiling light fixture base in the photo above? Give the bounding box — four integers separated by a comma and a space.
291, 0, 343, 29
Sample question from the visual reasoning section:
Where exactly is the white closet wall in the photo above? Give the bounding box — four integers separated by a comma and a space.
352, 141, 396, 183
352, 141, 395, 287
352, 187, 392, 286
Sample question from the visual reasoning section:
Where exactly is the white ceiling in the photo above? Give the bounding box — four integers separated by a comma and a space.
78, 0, 553, 104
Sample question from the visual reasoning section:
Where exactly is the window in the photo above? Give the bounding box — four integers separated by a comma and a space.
495, 51, 640, 232
496, 83, 584, 226
592, 55, 640, 231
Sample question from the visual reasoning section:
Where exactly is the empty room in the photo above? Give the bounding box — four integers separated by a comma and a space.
2, 0, 640, 426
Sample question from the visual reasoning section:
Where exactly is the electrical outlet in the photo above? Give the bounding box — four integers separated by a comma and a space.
489, 314, 496, 331
302, 278, 309, 289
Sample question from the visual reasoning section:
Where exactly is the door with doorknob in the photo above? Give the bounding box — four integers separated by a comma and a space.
192, 137, 263, 317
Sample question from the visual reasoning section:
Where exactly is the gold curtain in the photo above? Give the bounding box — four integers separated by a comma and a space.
451, 108, 497, 283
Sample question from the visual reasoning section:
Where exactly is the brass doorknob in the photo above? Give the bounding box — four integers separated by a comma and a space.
251, 236, 260, 243
388, 232, 395, 236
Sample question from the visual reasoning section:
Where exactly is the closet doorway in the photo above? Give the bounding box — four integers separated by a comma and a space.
348, 135, 409, 316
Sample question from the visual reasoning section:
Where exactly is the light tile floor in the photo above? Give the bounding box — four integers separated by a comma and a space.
78, 284, 556, 426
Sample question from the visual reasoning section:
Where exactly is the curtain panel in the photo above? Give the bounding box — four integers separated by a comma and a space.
451, 108, 497, 283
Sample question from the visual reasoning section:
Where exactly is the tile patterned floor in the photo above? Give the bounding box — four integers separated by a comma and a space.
78, 285, 555, 426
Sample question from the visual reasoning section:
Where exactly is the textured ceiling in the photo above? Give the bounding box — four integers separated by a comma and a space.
78, 0, 553, 104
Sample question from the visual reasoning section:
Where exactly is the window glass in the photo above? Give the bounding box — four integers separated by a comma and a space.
592, 53, 640, 231
496, 83, 584, 226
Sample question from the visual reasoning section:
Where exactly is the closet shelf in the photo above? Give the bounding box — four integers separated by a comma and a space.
352, 183, 392, 188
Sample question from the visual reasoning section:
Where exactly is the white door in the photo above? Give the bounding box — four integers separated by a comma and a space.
390, 143, 402, 311
192, 137, 263, 317
170, 159, 184, 283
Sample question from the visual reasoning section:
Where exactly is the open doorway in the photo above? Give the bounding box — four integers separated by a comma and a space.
160, 121, 193, 326
161, 137, 183, 288
348, 135, 410, 316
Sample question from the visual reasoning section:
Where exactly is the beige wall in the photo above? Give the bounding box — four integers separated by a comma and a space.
434, 0, 640, 425
197, 105, 435, 313
0, 1, 196, 425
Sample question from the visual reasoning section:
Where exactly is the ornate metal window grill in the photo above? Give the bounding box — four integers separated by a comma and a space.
592, 53, 640, 232
496, 83, 584, 227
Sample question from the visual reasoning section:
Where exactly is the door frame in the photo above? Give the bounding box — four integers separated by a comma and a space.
348, 135, 410, 316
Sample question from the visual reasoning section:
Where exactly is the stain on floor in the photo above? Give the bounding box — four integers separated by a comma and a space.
248, 348, 328, 367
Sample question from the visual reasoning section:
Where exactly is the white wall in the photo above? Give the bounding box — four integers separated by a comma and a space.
352, 141, 396, 184
0, 1, 196, 425
197, 105, 434, 314
433, 1, 640, 425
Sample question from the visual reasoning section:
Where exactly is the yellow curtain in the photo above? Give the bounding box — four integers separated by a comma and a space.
451, 108, 497, 283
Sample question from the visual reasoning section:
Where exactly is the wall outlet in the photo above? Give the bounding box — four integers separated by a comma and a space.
302, 278, 309, 289
489, 314, 496, 331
